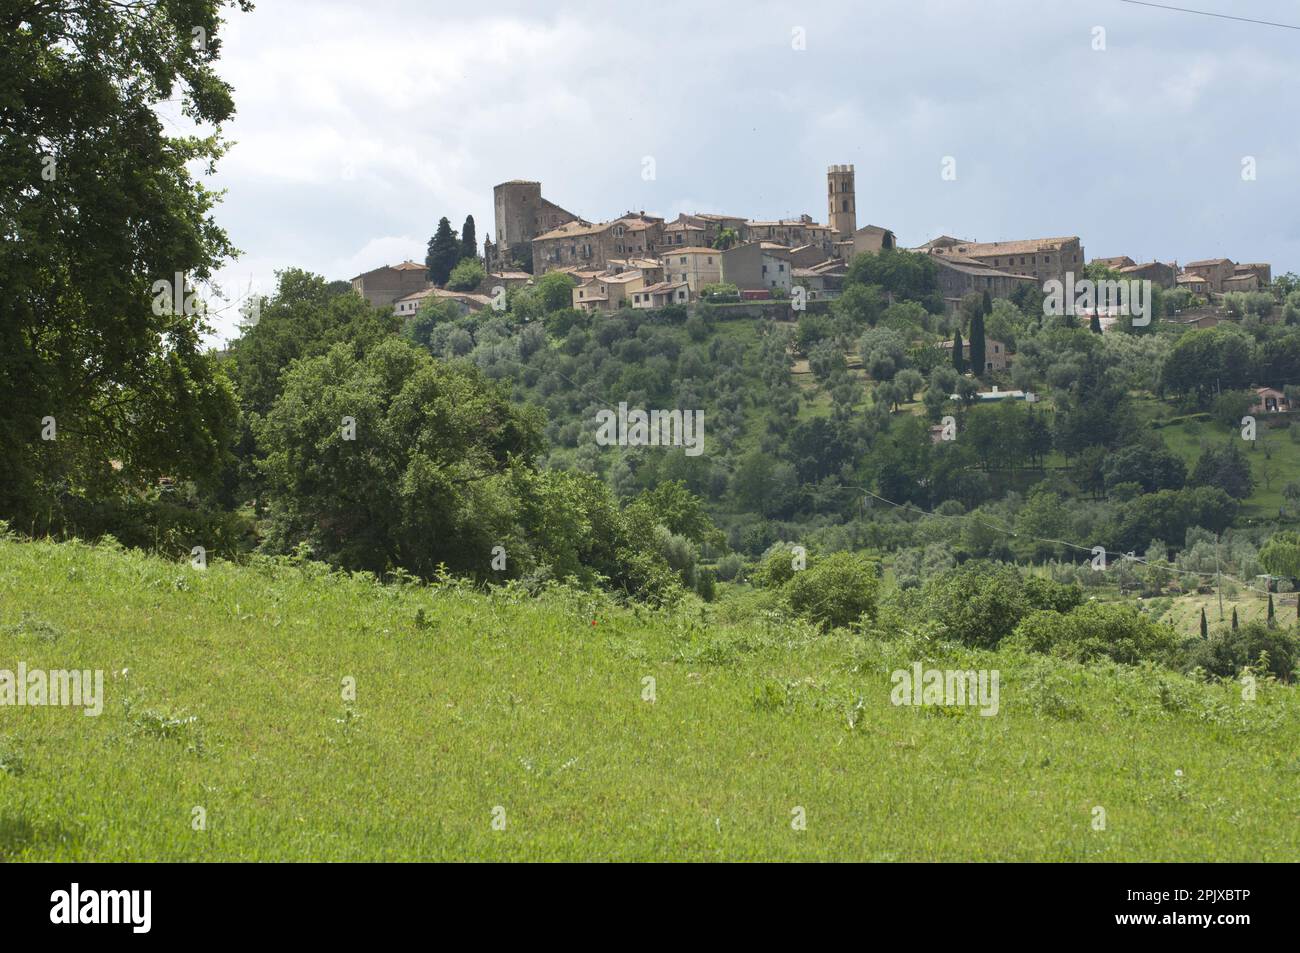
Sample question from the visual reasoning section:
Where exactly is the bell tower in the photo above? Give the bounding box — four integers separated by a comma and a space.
827, 164, 856, 241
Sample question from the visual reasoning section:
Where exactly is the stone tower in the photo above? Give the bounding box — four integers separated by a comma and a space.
488, 180, 580, 270
827, 164, 856, 241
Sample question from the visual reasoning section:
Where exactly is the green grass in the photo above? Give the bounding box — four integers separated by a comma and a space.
2, 535, 1299, 861
1144, 399, 1300, 520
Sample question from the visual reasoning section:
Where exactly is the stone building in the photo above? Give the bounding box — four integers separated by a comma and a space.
350, 260, 431, 309
573, 271, 645, 312
1221, 272, 1260, 292
940, 337, 1012, 373
721, 241, 793, 293
745, 215, 834, 255
661, 213, 748, 249
531, 212, 664, 274
1235, 262, 1272, 285
921, 235, 1084, 287
486, 180, 580, 269
1182, 258, 1236, 293
834, 223, 896, 262
661, 246, 723, 293
632, 281, 690, 308
1117, 261, 1176, 289
932, 256, 1035, 308
392, 286, 492, 317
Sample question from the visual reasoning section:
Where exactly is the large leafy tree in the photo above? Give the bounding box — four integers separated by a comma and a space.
256, 337, 546, 576
1159, 326, 1254, 406
0, 0, 251, 528
845, 247, 938, 304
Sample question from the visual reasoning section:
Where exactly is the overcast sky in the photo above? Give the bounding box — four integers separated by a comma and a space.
193, 0, 1300, 341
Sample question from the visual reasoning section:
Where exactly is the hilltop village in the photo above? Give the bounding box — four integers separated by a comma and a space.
349, 165, 1271, 323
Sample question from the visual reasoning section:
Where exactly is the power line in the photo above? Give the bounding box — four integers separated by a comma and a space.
1119, 0, 1300, 31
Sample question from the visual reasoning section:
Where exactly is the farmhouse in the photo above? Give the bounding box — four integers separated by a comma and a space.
350, 260, 430, 309
392, 287, 492, 317
939, 337, 1012, 373
1249, 387, 1293, 415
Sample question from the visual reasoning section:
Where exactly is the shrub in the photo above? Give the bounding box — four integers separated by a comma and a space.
694, 568, 717, 602
1023, 576, 1084, 614
1180, 622, 1300, 681
921, 561, 1027, 648
446, 258, 486, 291
714, 553, 745, 582
750, 542, 805, 589
783, 551, 879, 631
1008, 602, 1180, 665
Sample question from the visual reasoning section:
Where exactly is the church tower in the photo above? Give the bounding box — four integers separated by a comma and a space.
827, 164, 856, 241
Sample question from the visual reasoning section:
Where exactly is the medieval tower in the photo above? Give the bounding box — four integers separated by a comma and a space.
827, 164, 856, 241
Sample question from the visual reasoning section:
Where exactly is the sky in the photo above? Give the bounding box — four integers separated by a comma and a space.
188, 0, 1300, 341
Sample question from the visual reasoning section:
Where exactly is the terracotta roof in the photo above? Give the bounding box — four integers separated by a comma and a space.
914, 235, 974, 251
1185, 258, 1232, 267
933, 258, 1034, 280
662, 246, 718, 256
394, 287, 492, 307
1117, 261, 1171, 272
931, 236, 1078, 257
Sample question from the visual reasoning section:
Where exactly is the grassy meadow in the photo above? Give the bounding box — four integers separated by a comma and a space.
2, 534, 1298, 861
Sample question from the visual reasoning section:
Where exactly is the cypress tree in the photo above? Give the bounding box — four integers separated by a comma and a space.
969, 312, 986, 377
1231, 607, 1239, 630
1268, 593, 1276, 627
1199, 607, 1208, 639
952, 329, 965, 374
1090, 312, 1103, 334
981, 289, 992, 316
460, 215, 478, 262
425, 217, 460, 286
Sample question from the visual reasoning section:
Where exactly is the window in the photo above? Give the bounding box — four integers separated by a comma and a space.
707, 257, 713, 264
842, 199, 849, 212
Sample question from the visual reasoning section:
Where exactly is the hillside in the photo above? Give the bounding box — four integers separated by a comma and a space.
2, 535, 1298, 861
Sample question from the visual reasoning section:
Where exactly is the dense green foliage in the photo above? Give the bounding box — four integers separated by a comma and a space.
1, 0, 250, 532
